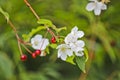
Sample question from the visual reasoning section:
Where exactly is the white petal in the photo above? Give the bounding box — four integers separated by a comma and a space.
71, 26, 78, 34
65, 33, 77, 44
60, 53, 67, 61
34, 35, 42, 39
64, 34, 71, 44
101, 4, 107, 10
86, 2, 96, 11
94, 8, 101, 15
76, 31, 84, 38
66, 49, 73, 56
76, 40, 85, 47
40, 39, 49, 50
58, 49, 62, 58
56, 44, 63, 49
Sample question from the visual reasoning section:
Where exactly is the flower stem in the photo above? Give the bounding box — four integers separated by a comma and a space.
24, 0, 40, 20
22, 44, 32, 54
24, 0, 57, 38
8, 20, 23, 55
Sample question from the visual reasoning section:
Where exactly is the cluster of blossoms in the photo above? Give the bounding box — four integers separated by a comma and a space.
20, 35, 50, 61
86, 0, 108, 15
20, 26, 85, 62
57, 26, 85, 61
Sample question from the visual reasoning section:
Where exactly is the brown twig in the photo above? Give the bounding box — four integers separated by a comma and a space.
24, 0, 57, 38
24, 0, 40, 20
8, 20, 23, 55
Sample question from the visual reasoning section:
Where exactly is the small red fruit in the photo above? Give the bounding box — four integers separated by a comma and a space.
20, 54, 27, 61
32, 53, 37, 58
35, 50, 41, 55
51, 37, 56, 43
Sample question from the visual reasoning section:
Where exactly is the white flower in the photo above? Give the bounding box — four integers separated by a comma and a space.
86, 0, 107, 15
31, 34, 49, 50
57, 26, 85, 61
57, 44, 73, 61
65, 26, 84, 44
69, 40, 85, 56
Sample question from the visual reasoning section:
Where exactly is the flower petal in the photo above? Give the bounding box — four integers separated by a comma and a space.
66, 49, 73, 56
94, 8, 101, 15
71, 26, 78, 34
58, 49, 62, 58
101, 3, 107, 10
60, 53, 67, 61
65, 33, 77, 44
86, 2, 96, 11
76, 40, 85, 47
40, 39, 49, 50
76, 31, 84, 38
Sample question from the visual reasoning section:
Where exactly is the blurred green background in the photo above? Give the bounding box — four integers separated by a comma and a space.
0, 0, 120, 80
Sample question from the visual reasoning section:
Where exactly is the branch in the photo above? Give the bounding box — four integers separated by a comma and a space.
24, 0, 40, 20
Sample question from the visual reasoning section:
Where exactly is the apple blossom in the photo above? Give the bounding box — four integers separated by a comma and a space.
31, 34, 49, 50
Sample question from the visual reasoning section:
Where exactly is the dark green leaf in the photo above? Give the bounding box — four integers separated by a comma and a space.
75, 56, 86, 73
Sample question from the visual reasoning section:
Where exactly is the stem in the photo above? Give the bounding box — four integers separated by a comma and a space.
22, 44, 32, 54
8, 20, 23, 55
24, 0, 40, 20
18, 41, 23, 55
8, 20, 19, 39
47, 27, 56, 37
24, 0, 57, 38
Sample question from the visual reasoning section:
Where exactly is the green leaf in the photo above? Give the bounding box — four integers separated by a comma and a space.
37, 19, 66, 33
0, 51, 14, 79
75, 56, 86, 73
51, 25, 67, 33
45, 47, 50, 54
49, 44, 58, 49
0, 7, 9, 22
66, 55, 75, 65
37, 19, 53, 26
22, 26, 46, 41
84, 48, 89, 62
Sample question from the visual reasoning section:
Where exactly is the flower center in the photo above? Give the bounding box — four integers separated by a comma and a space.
34, 41, 39, 46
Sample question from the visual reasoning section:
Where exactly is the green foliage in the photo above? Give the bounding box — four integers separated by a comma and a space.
37, 19, 67, 33
0, 0, 120, 80
0, 51, 14, 79
66, 55, 75, 65
75, 56, 86, 73
22, 26, 46, 41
